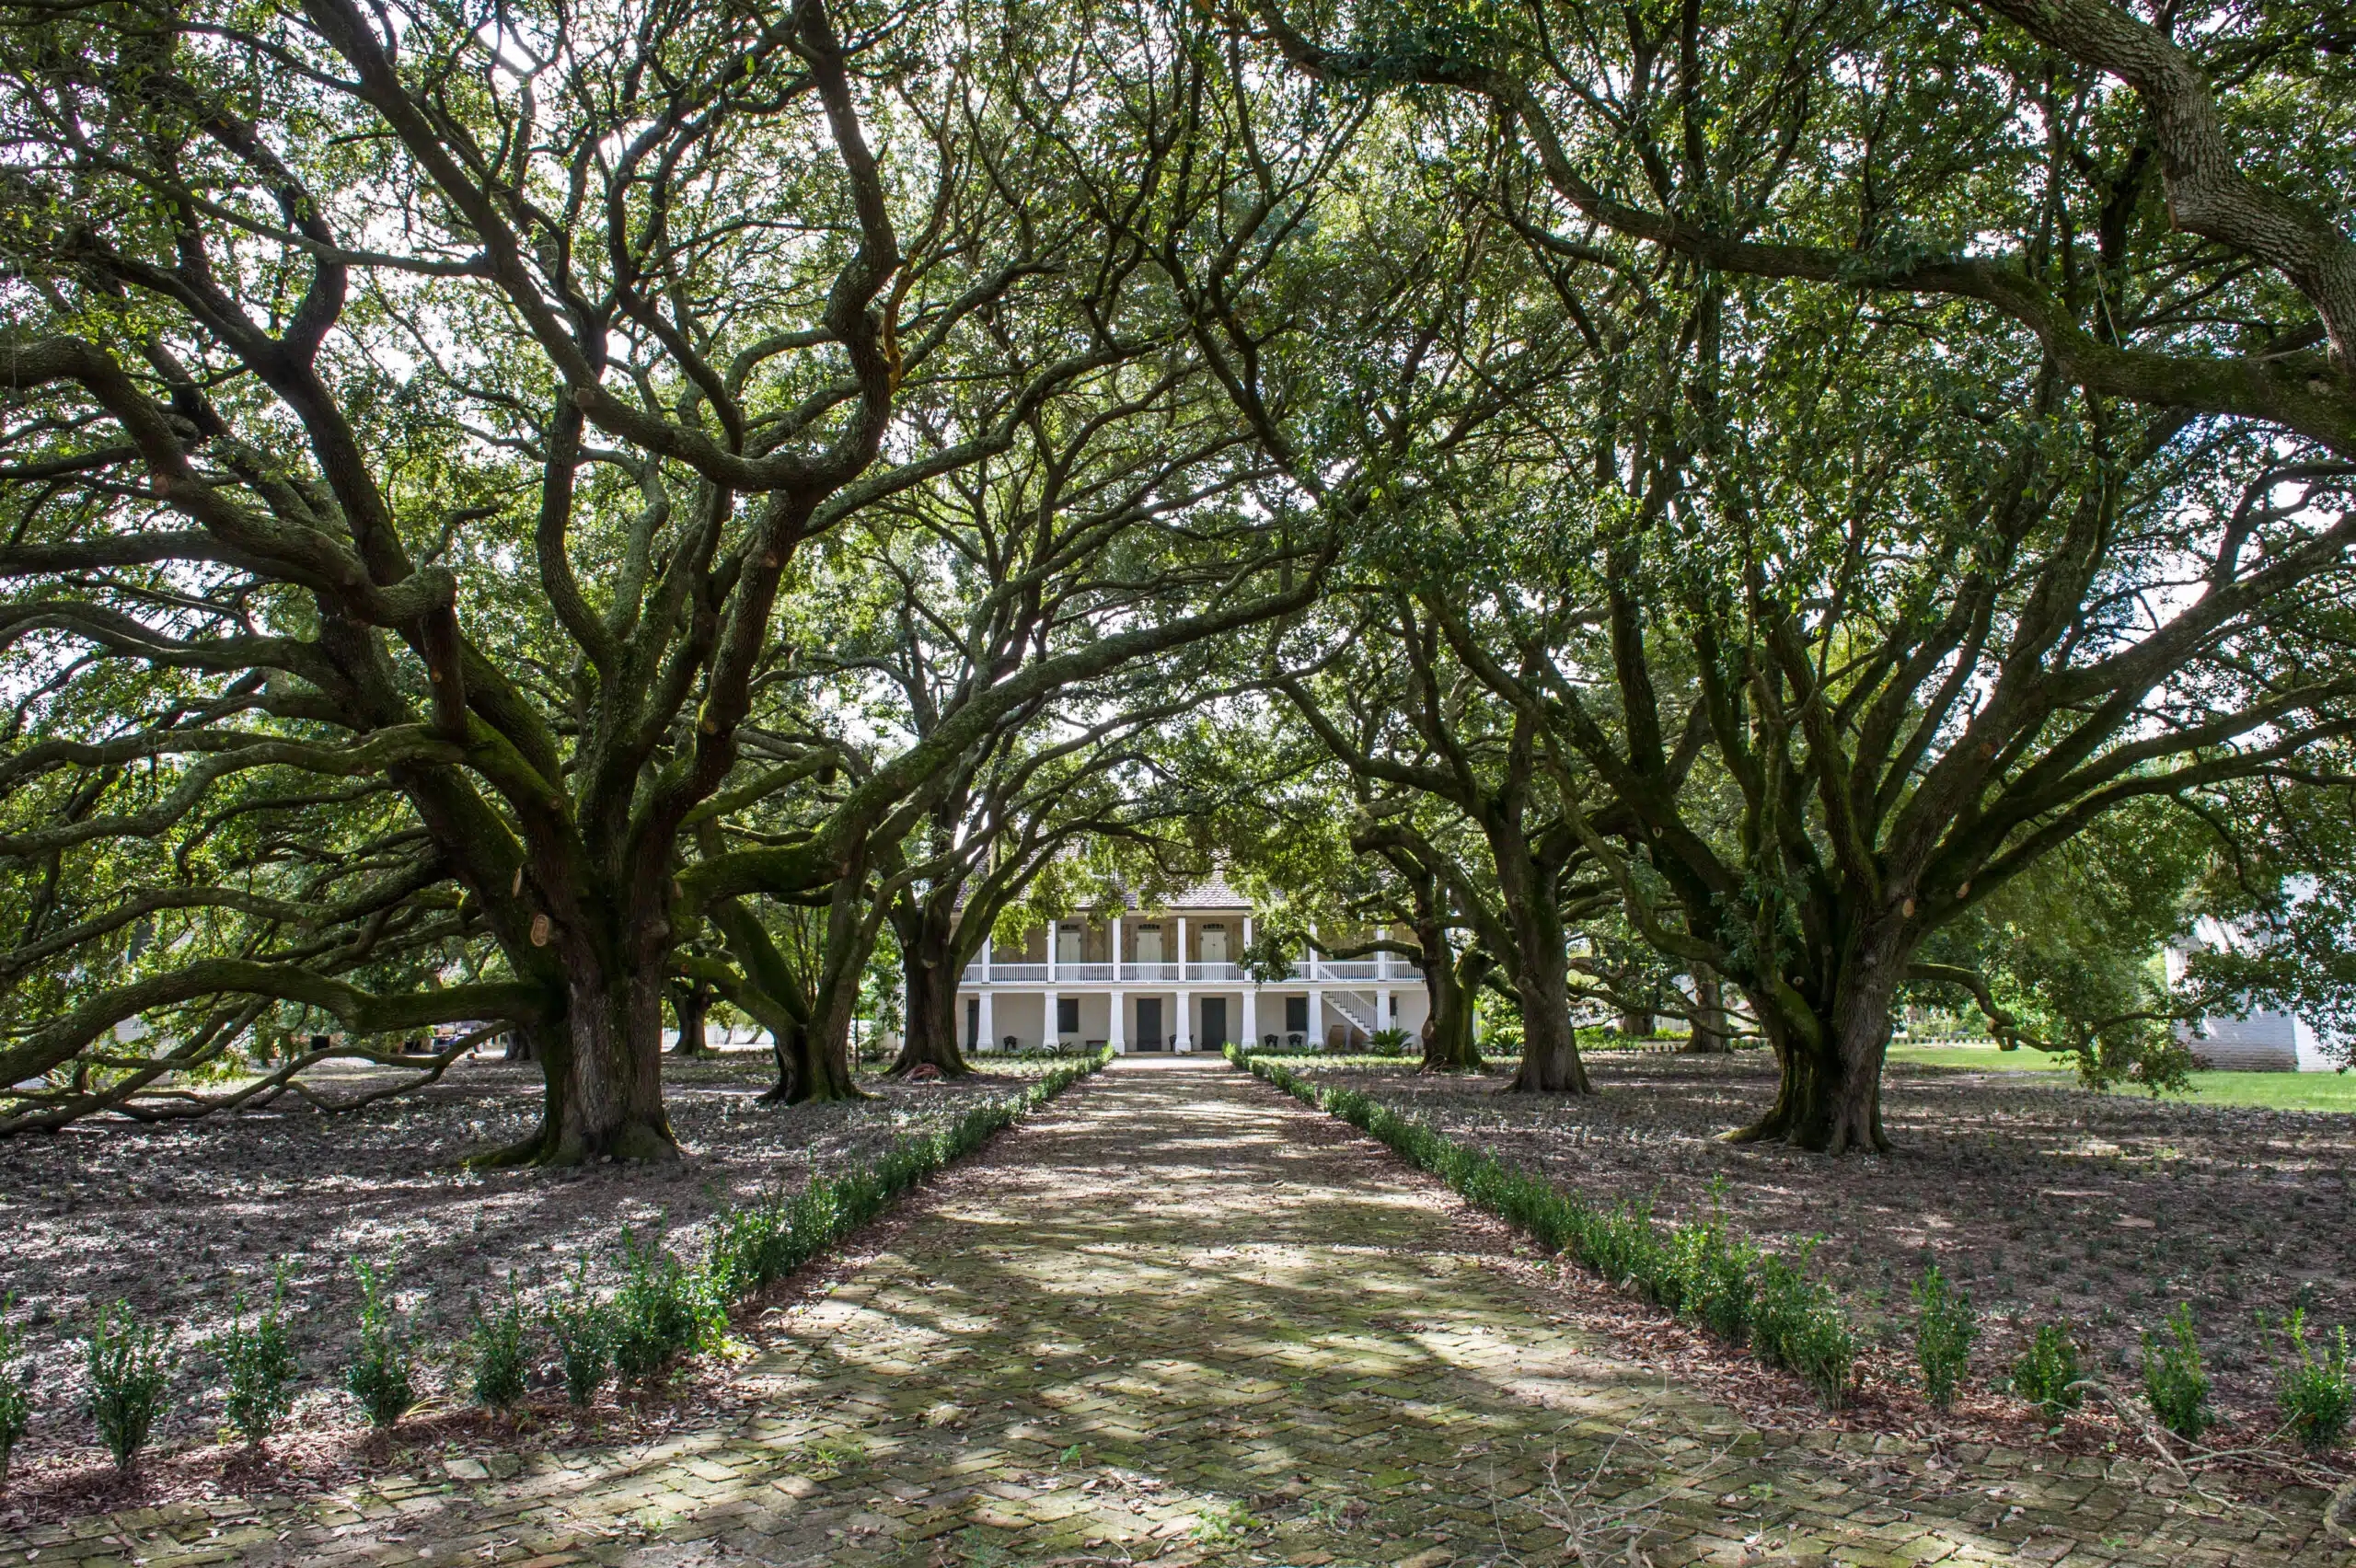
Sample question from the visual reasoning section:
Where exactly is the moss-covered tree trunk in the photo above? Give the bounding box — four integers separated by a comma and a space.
1499, 858, 1592, 1093
890, 899, 974, 1078
1728, 925, 1906, 1154
1413, 917, 1487, 1072
667, 979, 710, 1056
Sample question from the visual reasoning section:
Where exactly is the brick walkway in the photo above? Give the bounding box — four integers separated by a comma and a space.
5, 1059, 2346, 1566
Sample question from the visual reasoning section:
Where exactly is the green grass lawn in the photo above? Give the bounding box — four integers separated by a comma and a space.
1888, 1041, 2356, 1111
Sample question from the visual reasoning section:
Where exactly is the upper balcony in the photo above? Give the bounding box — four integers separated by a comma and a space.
961, 957, 1395, 986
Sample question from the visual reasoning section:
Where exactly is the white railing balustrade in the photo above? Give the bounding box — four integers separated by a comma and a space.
1313, 959, 1380, 980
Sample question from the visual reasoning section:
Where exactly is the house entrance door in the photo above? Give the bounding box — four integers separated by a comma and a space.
1136, 997, 1164, 1051
1201, 997, 1228, 1049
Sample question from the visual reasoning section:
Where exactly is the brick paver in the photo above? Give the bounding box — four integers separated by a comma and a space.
5, 1059, 2346, 1565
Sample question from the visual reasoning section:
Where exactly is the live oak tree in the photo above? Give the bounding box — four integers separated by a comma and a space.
1276, 599, 1614, 1091
1240, 0, 2356, 1150
0, 0, 1127, 1158
670, 0, 1380, 1094
1426, 309, 2356, 1150
1208, 753, 1504, 1069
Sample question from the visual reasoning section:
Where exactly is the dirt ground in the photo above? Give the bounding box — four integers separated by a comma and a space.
0, 1051, 1054, 1471
1300, 1049, 2355, 1432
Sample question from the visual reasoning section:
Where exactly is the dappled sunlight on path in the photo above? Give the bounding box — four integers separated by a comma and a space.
2, 1058, 2339, 1566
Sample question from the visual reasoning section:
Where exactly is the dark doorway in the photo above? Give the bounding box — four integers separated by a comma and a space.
966, 997, 979, 1052
1057, 996, 1080, 1037
1137, 997, 1163, 1051
1201, 997, 1228, 1049
1285, 996, 1309, 1037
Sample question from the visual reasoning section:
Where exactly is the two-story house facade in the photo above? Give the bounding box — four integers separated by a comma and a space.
958, 874, 1432, 1054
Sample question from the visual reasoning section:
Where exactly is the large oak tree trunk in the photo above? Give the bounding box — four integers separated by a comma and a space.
1500, 877, 1591, 1093
890, 915, 973, 1078
1727, 932, 1901, 1154
1415, 927, 1484, 1072
1682, 967, 1733, 1054
549, 960, 679, 1162
667, 979, 710, 1056
762, 915, 867, 1104
764, 1017, 863, 1103
1509, 974, 1592, 1092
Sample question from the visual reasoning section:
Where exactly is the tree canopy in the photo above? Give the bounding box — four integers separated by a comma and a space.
3, 0, 2350, 1158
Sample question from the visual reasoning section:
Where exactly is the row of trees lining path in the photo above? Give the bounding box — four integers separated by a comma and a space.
1, 0, 2351, 1157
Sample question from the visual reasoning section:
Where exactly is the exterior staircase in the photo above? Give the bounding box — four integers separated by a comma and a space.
1325, 990, 1381, 1043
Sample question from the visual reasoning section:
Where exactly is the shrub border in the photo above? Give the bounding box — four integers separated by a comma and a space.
699, 1047, 1112, 1308
15, 1051, 1117, 1461
1228, 1044, 1860, 1405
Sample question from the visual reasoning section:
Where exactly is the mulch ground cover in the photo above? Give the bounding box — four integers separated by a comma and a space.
0, 1051, 1055, 1519
1299, 1050, 2354, 1452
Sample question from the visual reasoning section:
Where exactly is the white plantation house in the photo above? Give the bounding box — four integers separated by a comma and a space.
959, 874, 1433, 1054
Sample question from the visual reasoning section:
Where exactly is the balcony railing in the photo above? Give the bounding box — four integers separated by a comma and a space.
962, 959, 1401, 986
1312, 959, 1382, 980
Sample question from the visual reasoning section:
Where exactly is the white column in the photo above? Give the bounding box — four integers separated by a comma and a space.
1310, 987, 1325, 1049
1376, 925, 1390, 979
1044, 988, 1060, 1046
1107, 917, 1126, 1052
1045, 924, 1057, 985
1177, 916, 1189, 982
1242, 988, 1258, 1049
1176, 988, 1193, 1052
980, 933, 992, 983
1379, 986, 1394, 1032
979, 991, 995, 1054
1306, 921, 1318, 981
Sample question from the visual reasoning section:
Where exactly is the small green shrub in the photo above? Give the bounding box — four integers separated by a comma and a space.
608, 1228, 713, 1384
2141, 1303, 2212, 1441
345, 1256, 415, 1428
2275, 1309, 2352, 1453
1752, 1245, 1856, 1406
468, 1288, 529, 1412
211, 1268, 297, 1445
0, 1297, 30, 1482
1662, 1185, 1756, 1342
87, 1301, 173, 1472
1911, 1265, 1977, 1410
1368, 1026, 1412, 1057
2012, 1323, 2083, 1419
546, 1266, 610, 1409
